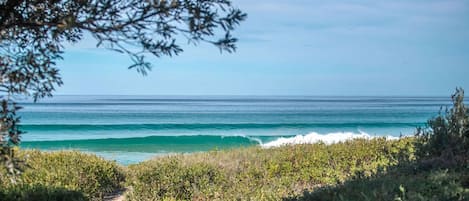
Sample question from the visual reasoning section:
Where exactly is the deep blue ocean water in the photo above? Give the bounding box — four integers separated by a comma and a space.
18, 95, 452, 164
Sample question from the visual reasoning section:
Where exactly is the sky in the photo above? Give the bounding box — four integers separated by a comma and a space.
56, 0, 469, 96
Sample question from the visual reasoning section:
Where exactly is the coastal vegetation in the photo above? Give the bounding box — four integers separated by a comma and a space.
0, 138, 414, 201
0, 150, 124, 201
125, 138, 415, 200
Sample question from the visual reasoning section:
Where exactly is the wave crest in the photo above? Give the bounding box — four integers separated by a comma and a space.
260, 131, 399, 148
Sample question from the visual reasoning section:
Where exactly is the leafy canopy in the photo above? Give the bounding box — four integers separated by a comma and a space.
1, 0, 246, 99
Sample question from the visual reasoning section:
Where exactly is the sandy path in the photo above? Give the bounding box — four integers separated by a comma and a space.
104, 188, 127, 201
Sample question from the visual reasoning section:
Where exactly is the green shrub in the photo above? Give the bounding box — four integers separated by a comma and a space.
0, 150, 125, 201
416, 88, 469, 168
288, 165, 469, 201
126, 138, 415, 200
127, 158, 225, 200
0, 184, 87, 201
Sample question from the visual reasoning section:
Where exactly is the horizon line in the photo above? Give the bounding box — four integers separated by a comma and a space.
49, 94, 452, 98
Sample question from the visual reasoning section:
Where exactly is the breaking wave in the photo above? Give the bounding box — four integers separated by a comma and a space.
261, 131, 399, 148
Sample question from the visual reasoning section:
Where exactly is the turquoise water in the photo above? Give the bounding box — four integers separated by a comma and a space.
18, 95, 451, 164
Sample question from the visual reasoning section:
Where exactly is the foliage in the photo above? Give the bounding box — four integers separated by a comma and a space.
0, 0, 246, 175
0, 150, 125, 201
0, 0, 246, 93
126, 138, 415, 201
0, 184, 87, 201
415, 88, 469, 168
127, 158, 225, 200
288, 166, 469, 201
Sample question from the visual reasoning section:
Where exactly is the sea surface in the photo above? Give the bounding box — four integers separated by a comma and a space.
18, 95, 452, 165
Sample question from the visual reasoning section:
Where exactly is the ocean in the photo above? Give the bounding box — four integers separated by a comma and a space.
18, 95, 451, 165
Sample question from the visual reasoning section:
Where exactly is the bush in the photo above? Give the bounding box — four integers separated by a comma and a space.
0, 150, 125, 201
127, 158, 225, 200
288, 166, 469, 201
126, 138, 415, 200
416, 88, 469, 168
0, 184, 87, 201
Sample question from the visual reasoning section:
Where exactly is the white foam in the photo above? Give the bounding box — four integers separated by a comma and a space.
260, 131, 399, 148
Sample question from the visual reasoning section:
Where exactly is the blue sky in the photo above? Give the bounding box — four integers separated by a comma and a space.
57, 0, 469, 96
